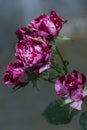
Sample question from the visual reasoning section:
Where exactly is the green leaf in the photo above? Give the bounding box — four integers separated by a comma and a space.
42, 100, 79, 125
56, 35, 71, 41
84, 86, 87, 90
80, 111, 87, 130
70, 109, 79, 119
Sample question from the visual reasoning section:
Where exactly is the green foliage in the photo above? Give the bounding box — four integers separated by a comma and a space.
80, 111, 87, 130
12, 71, 40, 92
56, 35, 71, 41
42, 99, 79, 125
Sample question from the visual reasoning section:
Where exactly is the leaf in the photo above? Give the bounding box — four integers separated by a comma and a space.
56, 35, 71, 41
42, 100, 79, 125
84, 86, 87, 90
70, 109, 79, 118
80, 111, 87, 130
12, 82, 29, 92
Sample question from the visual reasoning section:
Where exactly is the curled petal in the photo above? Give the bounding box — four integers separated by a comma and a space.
70, 100, 83, 110
34, 61, 51, 74
55, 77, 69, 99
15, 27, 33, 40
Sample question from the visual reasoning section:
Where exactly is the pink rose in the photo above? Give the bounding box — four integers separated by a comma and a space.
55, 70, 86, 110
15, 27, 34, 40
28, 11, 67, 39
4, 60, 28, 86
15, 35, 52, 73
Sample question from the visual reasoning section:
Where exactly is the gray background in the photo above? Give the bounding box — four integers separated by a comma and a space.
0, 0, 87, 130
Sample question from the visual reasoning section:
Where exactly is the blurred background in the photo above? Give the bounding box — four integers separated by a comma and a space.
0, 0, 87, 130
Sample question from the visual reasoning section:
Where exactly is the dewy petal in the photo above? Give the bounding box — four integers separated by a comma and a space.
70, 100, 83, 110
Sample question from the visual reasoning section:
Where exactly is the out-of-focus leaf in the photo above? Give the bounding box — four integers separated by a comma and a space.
56, 35, 71, 41
80, 111, 87, 130
42, 100, 79, 125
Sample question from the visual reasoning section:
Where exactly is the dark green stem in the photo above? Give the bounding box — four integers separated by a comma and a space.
56, 47, 64, 64
51, 40, 68, 75
56, 47, 68, 74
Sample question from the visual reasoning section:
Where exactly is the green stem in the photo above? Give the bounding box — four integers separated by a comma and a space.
56, 47, 64, 64
56, 47, 69, 74
41, 76, 55, 83
51, 40, 68, 75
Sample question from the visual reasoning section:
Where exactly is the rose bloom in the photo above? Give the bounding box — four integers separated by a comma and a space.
15, 27, 34, 40
55, 70, 87, 110
28, 10, 67, 39
15, 35, 52, 73
4, 60, 28, 86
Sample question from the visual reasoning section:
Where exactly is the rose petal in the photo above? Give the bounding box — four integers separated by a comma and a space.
70, 100, 83, 110
15, 27, 33, 40
83, 89, 87, 97
55, 77, 69, 99
34, 61, 51, 74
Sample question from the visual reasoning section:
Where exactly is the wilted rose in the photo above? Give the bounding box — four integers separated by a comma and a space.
15, 35, 52, 73
55, 70, 86, 110
28, 11, 67, 39
4, 60, 28, 86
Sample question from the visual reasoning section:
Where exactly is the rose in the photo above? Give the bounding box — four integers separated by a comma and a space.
55, 70, 86, 110
28, 11, 67, 39
15, 27, 34, 40
15, 35, 52, 73
4, 60, 28, 86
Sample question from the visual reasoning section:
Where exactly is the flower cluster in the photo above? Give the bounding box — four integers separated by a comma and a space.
3, 11, 87, 111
